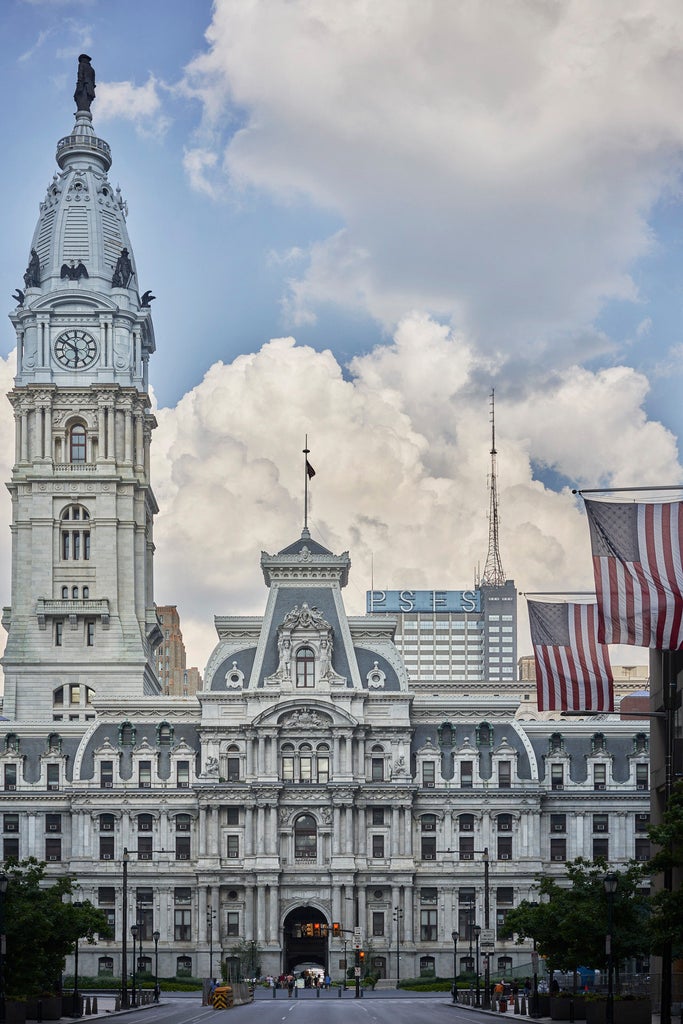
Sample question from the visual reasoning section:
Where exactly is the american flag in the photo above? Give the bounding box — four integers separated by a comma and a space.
585, 499, 683, 650
528, 599, 614, 712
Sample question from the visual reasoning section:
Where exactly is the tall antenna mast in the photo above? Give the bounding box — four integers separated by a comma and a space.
480, 389, 506, 587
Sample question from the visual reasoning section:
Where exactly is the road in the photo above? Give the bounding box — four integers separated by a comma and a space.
123, 991, 495, 1024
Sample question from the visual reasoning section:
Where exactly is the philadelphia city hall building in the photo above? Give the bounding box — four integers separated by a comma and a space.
0, 60, 650, 984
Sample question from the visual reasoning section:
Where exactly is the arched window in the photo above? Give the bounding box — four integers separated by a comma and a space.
137, 813, 153, 832
53, 687, 64, 707
98, 956, 114, 976
295, 646, 315, 688
72, 586, 79, 599
498, 956, 513, 973
419, 956, 436, 976
497, 813, 513, 831
61, 586, 68, 599
70, 424, 87, 463
175, 813, 192, 832
176, 956, 192, 975
294, 814, 317, 860
157, 722, 173, 744
61, 505, 90, 562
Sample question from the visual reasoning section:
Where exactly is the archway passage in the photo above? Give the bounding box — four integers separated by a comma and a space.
283, 905, 329, 976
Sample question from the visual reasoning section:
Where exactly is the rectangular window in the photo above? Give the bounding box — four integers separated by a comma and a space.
460, 761, 473, 788
550, 814, 566, 833
45, 813, 61, 832
227, 912, 239, 937
3, 814, 19, 833
98, 886, 115, 905
371, 758, 384, 781
226, 807, 240, 826
551, 764, 564, 790
421, 835, 436, 860
281, 756, 294, 781
593, 837, 609, 860
459, 835, 474, 860
636, 764, 649, 790
55, 620, 63, 647
372, 912, 385, 937
372, 807, 385, 826
175, 836, 191, 860
497, 836, 512, 859
422, 761, 436, 786
174, 909, 192, 942
138, 761, 152, 787
174, 887, 192, 904
100, 761, 114, 787
227, 757, 240, 782
593, 814, 609, 833
4, 837, 19, 859
73, 531, 80, 560
496, 908, 512, 940
550, 838, 566, 861
634, 838, 650, 862
593, 764, 607, 790
138, 836, 153, 860
420, 909, 438, 941
83, 533, 91, 560
420, 887, 438, 904
635, 813, 650, 833
497, 886, 514, 906
227, 835, 239, 859
62, 532, 70, 560
498, 761, 511, 788
372, 834, 385, 858
300, 756, 313, 782
45, 837, 62, 861
86, 619, 95, 647
136, 888, 154, 940
4, 764, 17, 790
458, 888, 476, 941
99, 836, 115, 860
317, 756, 330, 783
46, 764, 59, 790
177, 761, 190, 787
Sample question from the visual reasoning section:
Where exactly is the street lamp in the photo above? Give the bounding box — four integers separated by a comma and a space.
474, 924, 482, 1007
451, 931, 459, 1002
153, 931, 160, 1002
482, 848, 490, 1009
393, 907, 403, 989
0, 872, 8, 1024
207, 909, 215, 979
130, 924, 138, 1008
121, 849, 129, 1009
71, 901, 82, 1018
604, 873, 618, 1024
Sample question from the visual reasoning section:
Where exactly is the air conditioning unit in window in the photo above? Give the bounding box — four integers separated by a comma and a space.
423, 854, 435, 860
500, 854, 510, 859
177, 853, 190, 860
103, 782, 113, 788
499, 824, 510, 831
552, 783, 564, 789
637, 784, 647, 790
140, 782, 151, 788
460, 853, 473, 860
553, 855, 564, 861
595, 784, 606, 790
47, 784, 59, 791
553, 825, 564, 832
178, 782, 189, 788
596, 825, 607, 832
102, 854, 112, 860
5, 785, 16, 791
48, 824, 58, 831
48, 855, 59, 861
424, 782, 435, 788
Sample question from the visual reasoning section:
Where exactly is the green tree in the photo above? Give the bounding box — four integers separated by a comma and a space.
504, 859, 648, 985
646, 780, 683, 957
226, 939, 262, 980
3, 858, 111, 999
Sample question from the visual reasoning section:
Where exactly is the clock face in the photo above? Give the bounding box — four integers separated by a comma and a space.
54, 329, 98, 370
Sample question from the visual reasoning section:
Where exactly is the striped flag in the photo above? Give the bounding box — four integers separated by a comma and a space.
585, 499, 683, 650
528, 600, 614, 712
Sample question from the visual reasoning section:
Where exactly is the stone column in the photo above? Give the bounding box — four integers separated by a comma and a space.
245, 885, 255, 939
332, 806, 341, 856
268, 885, 279, 944
345, 806, 353, 853
391, 807, 400, 857
20, 407, 28, 462
256, 806, 265, 855
134, 411, 143, 470
404, 810, 413, 856
98, 403, 106, 461
404, 885, 414, 942
357, 887, 367, 935
199, 888, 208, 943
256, 885, 266, 942
199, 807, 207, 856
245, 807, 254, 857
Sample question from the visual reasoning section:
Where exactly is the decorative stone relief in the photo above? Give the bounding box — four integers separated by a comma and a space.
366, 661, 386, 689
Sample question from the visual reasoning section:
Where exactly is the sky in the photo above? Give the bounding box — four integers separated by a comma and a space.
0, 0, 682, 675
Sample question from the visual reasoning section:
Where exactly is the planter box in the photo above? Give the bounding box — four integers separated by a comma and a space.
551, 996, 587, 1020
6, 1002, 27, 1024
585, 999, 651, 1024
26, 997, 62, 1021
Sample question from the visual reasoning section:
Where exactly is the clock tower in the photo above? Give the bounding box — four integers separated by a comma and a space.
1, 56, 162, 721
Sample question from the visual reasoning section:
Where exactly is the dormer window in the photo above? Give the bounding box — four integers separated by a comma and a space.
295, 646, 315, 688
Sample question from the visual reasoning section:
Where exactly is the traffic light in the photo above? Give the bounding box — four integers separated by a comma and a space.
313, 922, 321, 937
303, 923, 313, 937
332, 922, 341, 936
359, 950, 365, 962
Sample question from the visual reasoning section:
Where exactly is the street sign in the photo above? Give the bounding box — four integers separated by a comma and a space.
354, 967, 361, 977
480, 927, 495, 951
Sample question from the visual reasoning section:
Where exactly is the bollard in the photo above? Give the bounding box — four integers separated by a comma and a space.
521, 995, 527, 1015
114, 996, 120, 1012
272, 986, 276, 999
84, 997, 91, 1015
316, 987, 320, 998
295, 984, 298, 998
92, 997, 98, 1014
338, 986, 342, 998
515, 995, 520, 1014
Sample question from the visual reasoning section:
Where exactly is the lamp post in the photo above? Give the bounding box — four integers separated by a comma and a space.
474, 924, 482, 1007
153, 930, 160, 1002
207, 909, 215, 980
482, 848, 490, 1009
604, 873, 617, 1024
451, 931, 459, 1003
121, 849, 129, 1009
393, 907, 403, 989
0, 872, 8, 1024
130, 924, 138, 1008
72, 901, 82, 1018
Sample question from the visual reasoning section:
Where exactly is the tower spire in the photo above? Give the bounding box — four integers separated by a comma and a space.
480, 388, 506, 587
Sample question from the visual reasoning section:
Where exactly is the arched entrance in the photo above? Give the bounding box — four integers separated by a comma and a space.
283, 906, 329, 976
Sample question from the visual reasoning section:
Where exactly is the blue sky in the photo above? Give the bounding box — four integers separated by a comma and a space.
0, 0, 681, 670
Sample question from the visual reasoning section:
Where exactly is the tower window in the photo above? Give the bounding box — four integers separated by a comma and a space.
70, 424, 87, 463
60, 505, 91, 562
295, 646, 315, 688
55, 621, 63, 646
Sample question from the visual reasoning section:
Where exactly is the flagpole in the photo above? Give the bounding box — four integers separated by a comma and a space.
303, 436, 310, 532
573, 485, 683, 495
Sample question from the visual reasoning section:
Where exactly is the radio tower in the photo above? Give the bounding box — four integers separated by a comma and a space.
480, 389, 506, 587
